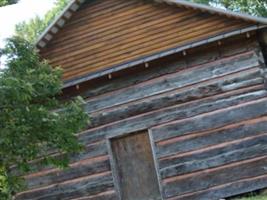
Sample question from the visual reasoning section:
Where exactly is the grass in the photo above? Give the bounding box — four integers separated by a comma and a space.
236, 195, 267, 200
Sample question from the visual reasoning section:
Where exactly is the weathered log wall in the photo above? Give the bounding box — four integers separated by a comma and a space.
15, 33, 267, 200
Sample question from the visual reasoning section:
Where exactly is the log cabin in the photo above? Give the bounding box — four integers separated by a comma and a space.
15, 0, 267, 199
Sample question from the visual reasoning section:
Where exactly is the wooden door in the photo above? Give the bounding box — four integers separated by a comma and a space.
111, 132, 161, 200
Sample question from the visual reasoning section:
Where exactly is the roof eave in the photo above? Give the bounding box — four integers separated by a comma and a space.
159, 0, 267, 24
35, 0, 267, 49
63, 24, 267, 88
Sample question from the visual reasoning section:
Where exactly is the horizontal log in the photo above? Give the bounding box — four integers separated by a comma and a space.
11, 141, 108, 177
159, 127, 267, 168
25, 156, 110, 190
65, 38, 258, 100
156, 116, 267, 159
160, 133, 267, 178
89, 68, 263, 127
79, 90, 267, 145
163, 156, 267, 198
84, 51, 259, 113
152, 97, 267, 142
70, 190, 117, 200
16, 172, 114, 200
168, 174, 267, 200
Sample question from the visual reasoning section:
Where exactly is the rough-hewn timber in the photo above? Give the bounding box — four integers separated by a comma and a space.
15, 31, 267, 200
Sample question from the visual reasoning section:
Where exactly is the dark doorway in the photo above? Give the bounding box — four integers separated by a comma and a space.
111, 131, 161, 200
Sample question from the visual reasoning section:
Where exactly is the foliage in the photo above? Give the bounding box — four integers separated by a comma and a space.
192, 0, 267, 17
15, 0, 70, 44
0, 37, 89, 199
0, 0, 18, 7
236, 195, 267, 200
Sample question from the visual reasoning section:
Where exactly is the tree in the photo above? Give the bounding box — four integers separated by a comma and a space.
192, 0, 267, 17
15, 0, 70, 44
0, 0, 18, 7
0, 37, 89, 199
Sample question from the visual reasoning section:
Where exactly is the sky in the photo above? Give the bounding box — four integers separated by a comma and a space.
0, 0, 56, 68
0, 0, 56, 48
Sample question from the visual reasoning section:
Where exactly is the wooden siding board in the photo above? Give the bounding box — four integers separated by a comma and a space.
159, 133, 267, 177
14, 141, 109, 177
70, 190, 117, 200
61, 22, 249, 80
66, 35, 256, 100
39, 0, 256, 81
79, 93, 267, 145
151, 97, 267, 142
16, 172, 114, 200
46, 11, 216, 63
167, 174, 267, 200
162, 156, 267, 198
18, 2, 267, 197
25, 156, 110, 190
156, 116, 267, 160
84, 51, 260, 113
158, 117, 266, 167
89, 69, 263, 127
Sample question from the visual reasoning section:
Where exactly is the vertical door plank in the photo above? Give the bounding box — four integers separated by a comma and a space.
111, 132, 161, 200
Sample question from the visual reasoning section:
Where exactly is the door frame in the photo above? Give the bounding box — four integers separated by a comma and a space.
106, 130, 164, 200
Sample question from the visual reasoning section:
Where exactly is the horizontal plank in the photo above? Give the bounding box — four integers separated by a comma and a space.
70, 190, 117, 200
49, 11, 213, 65
25, 156, 110, 190
152, 97, 267, 142
89, 67, 263, 127
162, 156, 267, 198
57, 21, 247, 79
12, 141, 108, 177
168, 174, 267, 200
160, 133, 267, 178
158, 118, 267, 168
62, 22, 249, 80
46, 6, 187, 57
63, 36, 256, 100
16, 172, 114, 200
84, 51, 260, 113
156, 115, 267, 159
79, 90, 267, 145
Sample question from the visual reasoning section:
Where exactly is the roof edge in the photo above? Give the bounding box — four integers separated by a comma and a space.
35, 0, 267, 49
63, 25, 266, 88
160, 0, 267, 24
35, 0, 84, 49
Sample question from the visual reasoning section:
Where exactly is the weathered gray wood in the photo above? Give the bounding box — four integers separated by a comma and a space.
111, 132, 161, 200
89, 68, 263, 127
26, 157, 110, 190
16, 33, 267, 200
80, 91, 267, 145
156, 117, 267, 158
160, 134, 267, 178
12, 141, 108, 177
152, 97, 267, 142
84, 51, 260, 113
77, 59, 186, 99
70, 190, 117, 200
16, 173, 114, 200
63, 36, 257, 100
163, 156, 267, 198
159, 129, 267, 168
170, 174, 267, 200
